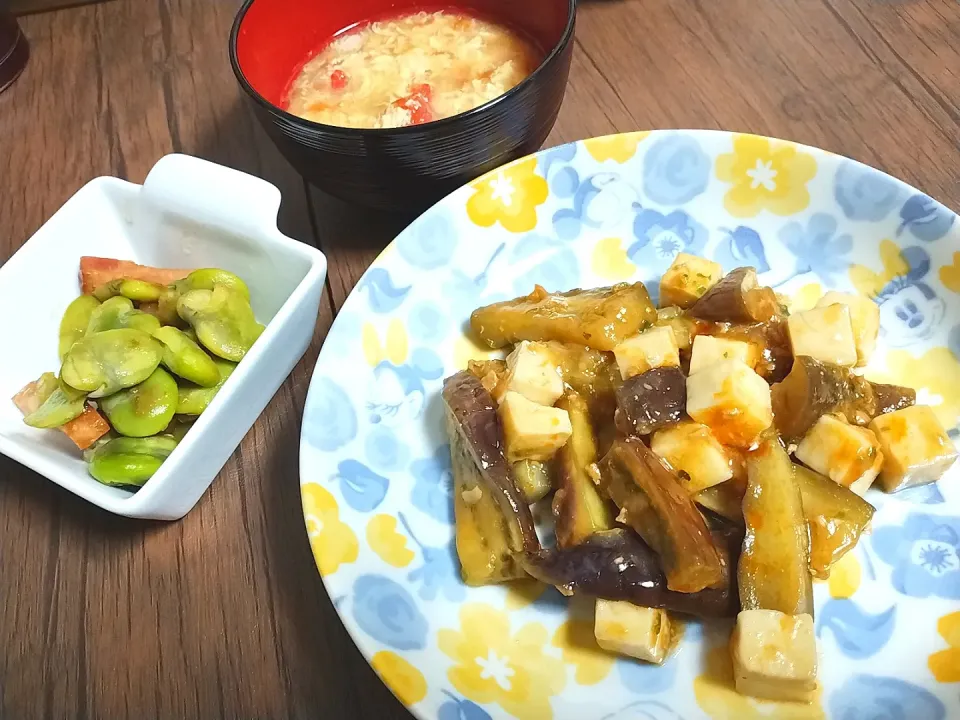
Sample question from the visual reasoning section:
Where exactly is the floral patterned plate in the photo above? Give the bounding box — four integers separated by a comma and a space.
299, 130, 960, 720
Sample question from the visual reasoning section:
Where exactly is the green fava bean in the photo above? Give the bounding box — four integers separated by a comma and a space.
99, 367, 178, 437
90, 434, 179, 460
88, 452, 164, 487
23, 381, 87, 429
58, 295, 100, 359
87, 296, 161, 335
153, 326, 220, 387
61, 328, 164, 398
176, 358, 236, 415
156, 286, 186, 327
183, 268, 250, 301
178, 286, 262, 362
93, 278, 164, 303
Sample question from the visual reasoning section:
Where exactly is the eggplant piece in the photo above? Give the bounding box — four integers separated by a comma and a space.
470, 283, 657, 351
443, 372, 540, 556
656, 306, 697, 353
450, 417, 526, 584
598, 438, 724, 593
616, 366, 686, 436
771, 355, 916, 440
739, 435, 813, 616
541, 341, 622, 402
552, 392, 614, 548
688, 267, 782, 324
524, 527, 741, 618
513, 460, 553, 504
793, 464, 875, 579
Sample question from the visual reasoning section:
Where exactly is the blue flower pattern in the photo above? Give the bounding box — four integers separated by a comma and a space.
872, 514, 960, 598
829, 675, 945, 720
642, 134, 711, 205
300, 131, 960, 716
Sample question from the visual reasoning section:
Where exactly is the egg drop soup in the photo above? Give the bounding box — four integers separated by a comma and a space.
285, 10, 541, 129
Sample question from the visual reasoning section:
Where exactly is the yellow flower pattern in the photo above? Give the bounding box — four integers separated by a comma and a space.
584, 132, 650, 163
551, 619, 615, 686
362, 319, 408, 368
868, 347, 960, 430
466, 157, 549, 233
827, 552, 861, 599
939, 251, 960, 294
366, 514, 415, 568
716, 134, 817, 218
301, 483, 358, 576
929, 611, 960, 683
849, 239, 909, 298
371, 651, 428, 705
438, 603, 566, 720
503, 578, 549, 610
694, 644, 825, 719
591, 237, 637, 281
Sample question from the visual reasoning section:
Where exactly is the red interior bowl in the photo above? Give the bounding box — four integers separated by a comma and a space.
230, 0, 576, 210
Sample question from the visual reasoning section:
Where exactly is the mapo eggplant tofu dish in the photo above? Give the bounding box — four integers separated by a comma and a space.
442, 252, 957, 703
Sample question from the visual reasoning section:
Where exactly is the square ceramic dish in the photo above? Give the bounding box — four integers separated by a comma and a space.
0, 154, 326, 520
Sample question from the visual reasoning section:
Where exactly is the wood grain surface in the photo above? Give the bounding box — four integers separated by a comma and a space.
0, 0, 958, 717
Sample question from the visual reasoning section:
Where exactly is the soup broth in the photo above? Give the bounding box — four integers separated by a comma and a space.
285, 10, 540, 129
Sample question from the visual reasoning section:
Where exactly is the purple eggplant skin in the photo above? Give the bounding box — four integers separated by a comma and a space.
524, 526, 741, 618
442, 371, 540, 555
616, 366, 686, 436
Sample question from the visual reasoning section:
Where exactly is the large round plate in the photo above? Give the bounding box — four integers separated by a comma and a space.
299, 130, 960, 720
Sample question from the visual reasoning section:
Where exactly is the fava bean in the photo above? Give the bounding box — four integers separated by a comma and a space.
58, 295, 100, 359
23, 381, 87, 429
93, 278, 165, 303
88, 434, 179, 460
176, 358, 236, 415
61, 328, 163, 398
153, 326, 220, 387
182, 268, 250, 301
178, 286, 262, 362
86, 296, 161, 335
99, 367, 178, 437
88, 452, 165, 487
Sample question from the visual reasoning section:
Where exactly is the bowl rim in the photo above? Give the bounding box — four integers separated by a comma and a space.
228, 0, 577, 136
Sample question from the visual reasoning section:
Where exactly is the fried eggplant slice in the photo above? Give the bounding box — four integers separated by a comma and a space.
443, 372, 540, 556
793, 464, 875, 579
513, 460, 554, 504
616, 366, 686, 436
739, 435, 813, 616
470, 283, 657, 351
771, 355, 916, 441
524, 527, 740, 618
598, 438, 724, 593
688, 267, 782, 324
450, 416, 525, 584
552, 392, 613, 548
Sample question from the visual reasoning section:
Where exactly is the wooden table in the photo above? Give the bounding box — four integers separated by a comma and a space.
1, 0, 958, 717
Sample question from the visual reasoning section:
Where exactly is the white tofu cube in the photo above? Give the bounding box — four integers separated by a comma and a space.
659, 252, 724, 309
688, 335, 759, 375
613, 326, 680, 380
595, 600, 673, 664
498, 391, 572, 462
493, 341, 564, 406
686, 359, 773, 447
795, 414, 883, 495
816, 291, 880, 367
732, 610, 818, 703
787, 304, 858, 367
870, 406, 959, 492
651, 422, 734, 493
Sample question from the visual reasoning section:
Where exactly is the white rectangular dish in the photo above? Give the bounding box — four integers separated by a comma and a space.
0, 154, 327, 520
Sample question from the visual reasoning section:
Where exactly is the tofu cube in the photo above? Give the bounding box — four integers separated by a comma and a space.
688, 335, 759, 375
651, 422, 734, 493
659, 252, 724, 309
731, 610, 818, 703
613, 326, 680, 380
816, 291, 880, 367
795, 414, 883, 495
787, 304, 858, 367
869, 406, 959, 493
686, 359, 773, 447
498, 391, 572, 462
595, 600, 673, 664
494, 341, 564, 406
